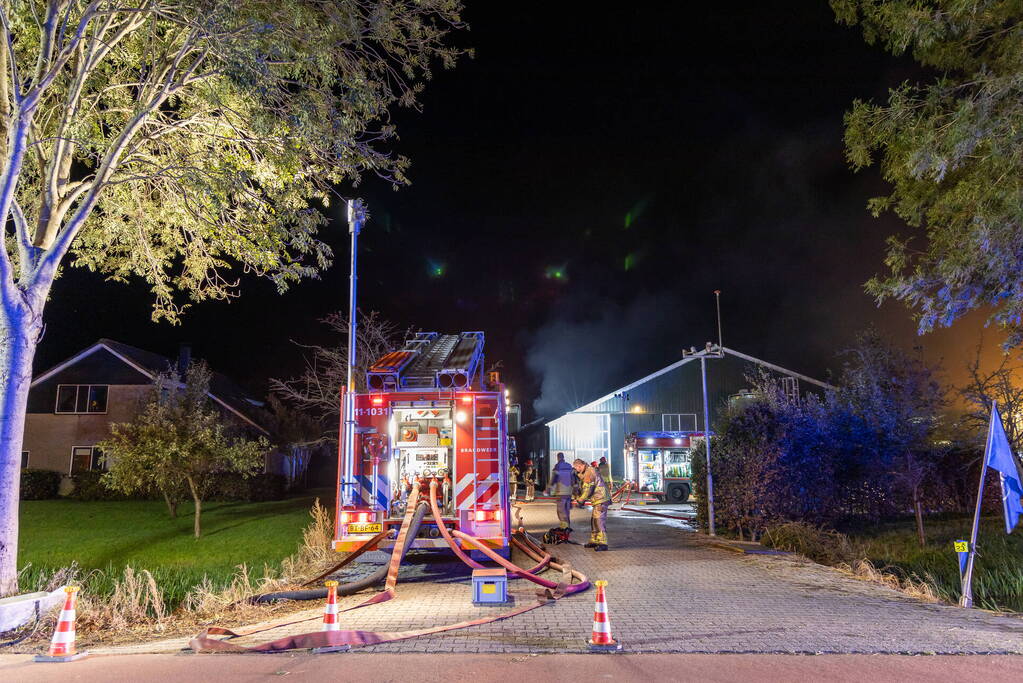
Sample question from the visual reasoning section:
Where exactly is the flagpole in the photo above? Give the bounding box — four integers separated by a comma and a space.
960, 400, 997, 608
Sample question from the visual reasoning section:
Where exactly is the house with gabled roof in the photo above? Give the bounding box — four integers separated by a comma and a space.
22, 339, 269, 477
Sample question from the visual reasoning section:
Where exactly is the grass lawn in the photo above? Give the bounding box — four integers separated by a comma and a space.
17, 490, 333, 607
844, 514, 1023, 612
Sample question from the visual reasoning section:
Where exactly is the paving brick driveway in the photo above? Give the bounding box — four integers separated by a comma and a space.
104, 502, 1023, 654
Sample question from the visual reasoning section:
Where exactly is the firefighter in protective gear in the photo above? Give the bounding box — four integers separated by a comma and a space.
524, 460, 536, 501
573, 458, 609, 550
598, 456, 611, 488
548, 452, 575, 529
509, 462, 520, 500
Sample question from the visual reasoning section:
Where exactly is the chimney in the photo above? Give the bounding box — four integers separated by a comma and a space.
177, 343, 192, 377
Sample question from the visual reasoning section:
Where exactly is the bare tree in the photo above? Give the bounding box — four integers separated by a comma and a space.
270, 311, 404, 438
960, 346, 1023, 454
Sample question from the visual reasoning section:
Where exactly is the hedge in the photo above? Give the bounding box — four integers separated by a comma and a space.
67, 470, 127, 501
210, 472, 287, 502
20, 469, 61, 500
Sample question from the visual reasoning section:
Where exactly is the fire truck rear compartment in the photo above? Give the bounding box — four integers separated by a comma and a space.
390, 404, 455, 517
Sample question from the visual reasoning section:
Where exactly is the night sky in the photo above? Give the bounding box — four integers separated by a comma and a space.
36, 3, 1004, 419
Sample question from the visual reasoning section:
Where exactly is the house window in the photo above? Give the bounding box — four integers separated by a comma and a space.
70, 446, 104, 474
662, 413, 697, 431
55, 385, 108, 414
21, 451, 29, 468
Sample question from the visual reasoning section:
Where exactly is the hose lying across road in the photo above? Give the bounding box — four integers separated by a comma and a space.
620, 506, 695, 521
189, 481, 589, 653
250, 501, 431, 604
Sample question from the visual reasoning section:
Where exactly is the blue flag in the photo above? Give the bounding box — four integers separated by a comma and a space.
986, 404, 1023, 534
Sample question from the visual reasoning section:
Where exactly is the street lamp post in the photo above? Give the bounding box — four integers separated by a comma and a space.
684, 342, 722, 536
700, 354, 715, 536
341, 199, 366, 508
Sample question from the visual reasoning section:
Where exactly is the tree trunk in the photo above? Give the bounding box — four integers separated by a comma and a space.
0, 308, 41, 595
913, 486, 926, 547
162, 490, 178, 518
187, 477, 202, 538
193, 496, 202, 538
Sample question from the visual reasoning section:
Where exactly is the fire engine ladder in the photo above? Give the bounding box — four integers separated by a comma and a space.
438, 332, 485, 388
472, 398, 501, 518
401, 334, 459, 388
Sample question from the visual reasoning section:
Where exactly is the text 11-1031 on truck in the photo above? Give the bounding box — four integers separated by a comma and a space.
334, 332, 512, 557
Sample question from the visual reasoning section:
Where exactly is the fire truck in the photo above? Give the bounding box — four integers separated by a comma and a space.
334, 332, 511, 556
623, 431, 705, 503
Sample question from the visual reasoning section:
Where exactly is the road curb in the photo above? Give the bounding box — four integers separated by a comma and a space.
705, 540, 793, 556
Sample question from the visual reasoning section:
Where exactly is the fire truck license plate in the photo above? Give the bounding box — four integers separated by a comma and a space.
347, 523, 382, 534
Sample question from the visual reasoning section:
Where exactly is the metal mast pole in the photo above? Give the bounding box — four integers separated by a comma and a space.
961, 401, 995, 608
615, 392, 629, 485
342, 199, 366, 507
714, 290, 723, 349
701, 355, 715, 536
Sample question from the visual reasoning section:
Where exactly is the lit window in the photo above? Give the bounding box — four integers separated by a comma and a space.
55, 385, 108, 414
70, 446, 104, 474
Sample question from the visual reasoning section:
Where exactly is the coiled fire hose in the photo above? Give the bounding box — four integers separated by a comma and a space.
427, 479, 551, 578
189, 479, 589, 653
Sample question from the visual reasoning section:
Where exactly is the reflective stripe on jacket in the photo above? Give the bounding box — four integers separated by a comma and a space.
575, 465, 609, 504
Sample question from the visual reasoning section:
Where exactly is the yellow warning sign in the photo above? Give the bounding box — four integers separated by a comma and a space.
954, 541, 969, 553
482, 583, 496, 594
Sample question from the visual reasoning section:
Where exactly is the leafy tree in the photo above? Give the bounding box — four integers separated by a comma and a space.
0, 1, 465, 593
102, 362, 267, 537
835, 330, 947, 545
270, 310, 404, 435
693, 333, 947, 543
833, 1, 1023, 347
690, 401, 783, 541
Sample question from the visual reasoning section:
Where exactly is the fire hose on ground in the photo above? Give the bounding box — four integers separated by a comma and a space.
250, 500, 431, 604
620, 506, 695, 521
189, 481, 589, 653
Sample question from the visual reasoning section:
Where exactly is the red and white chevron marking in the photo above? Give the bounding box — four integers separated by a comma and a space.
455, 473, 501, 508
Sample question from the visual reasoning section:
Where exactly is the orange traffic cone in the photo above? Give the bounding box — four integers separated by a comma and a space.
587, 580, 622, 651
322, 580, 340, 631
35, 586, 88, 662
312, 580, 350, 653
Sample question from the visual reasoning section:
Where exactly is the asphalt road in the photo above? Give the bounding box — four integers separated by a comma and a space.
4, 652, 1023, 682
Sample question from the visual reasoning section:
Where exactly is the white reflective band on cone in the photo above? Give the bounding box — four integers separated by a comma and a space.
52, 630, 76, 644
